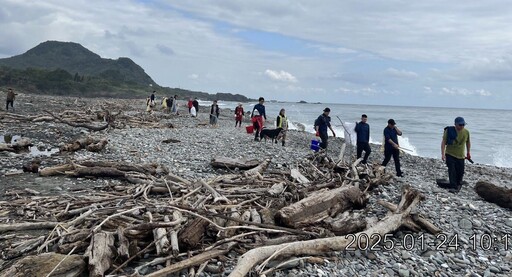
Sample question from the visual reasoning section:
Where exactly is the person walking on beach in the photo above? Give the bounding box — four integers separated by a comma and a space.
314, 107, 336, 150
171, 95, 178, 115
192, 98, 199, 114
165, 97, 172, 113
276, 108, 288, 146
234, 103, 244, 127
150, 91, 156, 106
210, 100, 220, 127
6, 88, 15, 112
381, 119, 403, 177
161, 97, 168, 112
187, 98, 194, 114
441, 117, 471, 192
251, 97, 267, 141
355, 114, 371, 164
146, 97, 152, 113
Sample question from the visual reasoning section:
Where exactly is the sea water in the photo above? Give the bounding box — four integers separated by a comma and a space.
218, 101, 512, 168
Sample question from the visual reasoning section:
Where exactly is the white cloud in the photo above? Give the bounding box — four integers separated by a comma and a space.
456, 53, 512, 81
439, 87, 492, 96
188, 74, 199, 79
264, 69, 298, 83
309, 44, 357, 55
384, 68, 418, 79
335, 87, 400, 96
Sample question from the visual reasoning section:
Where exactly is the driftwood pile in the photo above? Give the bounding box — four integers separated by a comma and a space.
0, 151, 442, 277
0, 101, 175, 132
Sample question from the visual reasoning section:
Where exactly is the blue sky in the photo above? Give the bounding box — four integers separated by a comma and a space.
1, 0, 512, 109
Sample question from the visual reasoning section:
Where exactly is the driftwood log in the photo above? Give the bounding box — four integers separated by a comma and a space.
275, 185, 365, 228
85, 232, 115, 277
211, 157, 261, 170
475, 180, 512, 209
61, 136, 108, 152
0, 253, 85, 277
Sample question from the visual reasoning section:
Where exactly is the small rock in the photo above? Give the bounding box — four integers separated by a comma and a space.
489, 266, 500, 273
422, 250, 436, 257
459, 218, 473, 230
401, 251, 411, 260
366, 252, 377, 260
398, 269, 410, 277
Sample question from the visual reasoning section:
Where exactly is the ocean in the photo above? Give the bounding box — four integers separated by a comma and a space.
210, 101, 512, 168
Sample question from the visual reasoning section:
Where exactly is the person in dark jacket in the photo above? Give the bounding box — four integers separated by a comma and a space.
314, 107, 336, 150
150, 91, 156, 106
192, 98, 199, 114
355, 114, 371, 164
251, 97, 267, 141
381, 119, 403, 177
6, 88, 15, 112
210, 100, 220, 127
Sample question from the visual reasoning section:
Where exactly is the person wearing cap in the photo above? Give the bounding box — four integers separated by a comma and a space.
6, 88, 16, 112
234, 103, 244, 127
381, 119, 404, 177
251, 97, 267, 141
314, 108, 336, 150
441, 117, 471, 192
355, 114, 371, 164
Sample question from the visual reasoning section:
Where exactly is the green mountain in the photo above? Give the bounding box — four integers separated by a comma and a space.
0, 41, 253, 101
0, 41, 156, 87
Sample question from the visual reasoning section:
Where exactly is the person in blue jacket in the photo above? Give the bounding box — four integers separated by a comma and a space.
355, 114, 371, 164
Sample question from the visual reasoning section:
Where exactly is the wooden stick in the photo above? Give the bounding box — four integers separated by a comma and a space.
145, 244, 236, 277
200, 180, 229, 204
92, 206, 143, 233
0, 222, 58, 234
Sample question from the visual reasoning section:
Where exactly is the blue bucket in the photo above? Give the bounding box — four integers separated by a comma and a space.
310, 139, 320, 152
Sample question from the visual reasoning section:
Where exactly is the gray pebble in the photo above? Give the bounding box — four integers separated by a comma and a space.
459, 218, 473, 229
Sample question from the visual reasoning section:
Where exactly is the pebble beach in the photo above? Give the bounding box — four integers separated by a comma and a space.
1, 93, 512, 277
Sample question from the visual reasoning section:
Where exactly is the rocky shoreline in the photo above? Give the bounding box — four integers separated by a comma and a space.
1, 93, 511, 277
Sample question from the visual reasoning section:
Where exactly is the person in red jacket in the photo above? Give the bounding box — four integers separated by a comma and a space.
187, 98, 193, 114
234, 103, 244, 127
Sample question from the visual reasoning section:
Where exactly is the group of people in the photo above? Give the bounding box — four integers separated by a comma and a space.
146, 91, 182, 115
313, 108, 470, 193
187, 98, 199, 117
241, 97, 288, 146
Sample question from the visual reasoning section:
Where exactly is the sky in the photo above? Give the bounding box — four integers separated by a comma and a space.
1, 0, 512, 109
